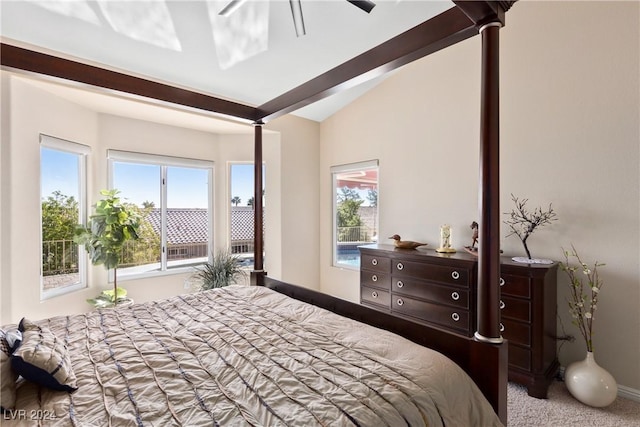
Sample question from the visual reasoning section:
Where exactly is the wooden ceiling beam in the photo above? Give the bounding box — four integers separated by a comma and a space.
256, 6, 479, 122
0, 43, 258, 122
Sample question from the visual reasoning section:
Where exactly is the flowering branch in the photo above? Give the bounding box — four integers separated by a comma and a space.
560, 245, 605, 353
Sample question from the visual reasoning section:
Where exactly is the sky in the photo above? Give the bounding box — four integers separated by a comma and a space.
41, 151, 261, 209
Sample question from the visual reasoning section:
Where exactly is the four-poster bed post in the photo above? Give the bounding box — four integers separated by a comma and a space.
476, 22, 503, 343
251, 121, 266, 286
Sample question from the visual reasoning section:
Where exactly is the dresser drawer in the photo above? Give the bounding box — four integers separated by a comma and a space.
500, 273, 531, 298
501, 318, 531, 347
508, 344, 531, 371
360, 271, 391, 290
361, 255, 391, 273
392, 296, 470, 334
392, 277, 470, 310
392, 260, 471, 287
501, 297, 531, 322
361, 286, 390, 309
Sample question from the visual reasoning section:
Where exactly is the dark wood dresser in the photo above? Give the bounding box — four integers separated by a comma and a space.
359, 244, 559, 398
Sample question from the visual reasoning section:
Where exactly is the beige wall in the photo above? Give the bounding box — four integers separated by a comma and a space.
319, 1, 639, 393
1, 74, 100, 322
266, 115, 321, 290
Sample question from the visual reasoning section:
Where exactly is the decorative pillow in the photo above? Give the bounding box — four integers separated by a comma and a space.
1, 326, 19, 412
11, 318, 77, 393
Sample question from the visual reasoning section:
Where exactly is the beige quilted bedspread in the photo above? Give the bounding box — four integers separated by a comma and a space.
5, 286, 501, 426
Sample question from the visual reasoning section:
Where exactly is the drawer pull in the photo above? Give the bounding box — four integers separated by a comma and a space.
451, 291, 460, 301
371, 274, 378, 282
500, 277, 505, 286
397, 262, 404, 271
451, 271, 460, 280
451, 312, 460, 322
500, 323, 505, 332
397, 298, 404, 306
371, 258, 378, 266
500, 300, 505, 309
372, 291, 379, 299
396, 280, 404, 288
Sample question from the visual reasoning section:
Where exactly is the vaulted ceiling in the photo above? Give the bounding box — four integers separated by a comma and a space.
1, 0, 453, 123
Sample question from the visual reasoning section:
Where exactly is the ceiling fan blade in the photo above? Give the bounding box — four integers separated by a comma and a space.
219, 0, 247, 17
289, 0, 306, 37
347, 0, 376, 14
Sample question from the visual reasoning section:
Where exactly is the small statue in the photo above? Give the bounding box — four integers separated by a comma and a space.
464, 221, 479, 256
388, 234, 428, 250
463, 221, 503, 257
470, 221, 479, 249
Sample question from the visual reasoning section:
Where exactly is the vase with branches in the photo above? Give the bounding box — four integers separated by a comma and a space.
560, 245, 605, 353
74, 189, 141, 307
561, 245, 616, 407
504, 194, 557, 261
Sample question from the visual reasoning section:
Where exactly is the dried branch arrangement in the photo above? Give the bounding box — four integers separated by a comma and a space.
504, 194, 558, 260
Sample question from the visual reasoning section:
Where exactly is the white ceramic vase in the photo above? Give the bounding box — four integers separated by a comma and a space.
565, 352, 617, 407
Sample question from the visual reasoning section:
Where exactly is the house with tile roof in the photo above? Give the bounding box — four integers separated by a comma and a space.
145, 207, 262, 259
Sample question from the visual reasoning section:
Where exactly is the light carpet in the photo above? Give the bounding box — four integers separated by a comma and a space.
508, 380, 640, 426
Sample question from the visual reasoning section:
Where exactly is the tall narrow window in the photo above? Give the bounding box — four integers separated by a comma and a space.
40, 135, 89, 299
332, 160, 379, 269
229, 163, 265, 269
109, 150, 213, 279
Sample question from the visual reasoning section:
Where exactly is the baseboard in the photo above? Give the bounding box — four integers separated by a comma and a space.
559, 366, 640, 402
618, 385, 640, 402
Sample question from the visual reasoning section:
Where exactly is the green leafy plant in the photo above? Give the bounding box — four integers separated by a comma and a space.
193, 249, 247, 290
560, 245, 605, 353
74, 189, 141, 306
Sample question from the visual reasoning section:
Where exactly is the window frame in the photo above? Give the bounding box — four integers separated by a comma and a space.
107, 150, 214, 281
331, 159, 379, 270
40, 134, 90, 300
228, 161, 266, 268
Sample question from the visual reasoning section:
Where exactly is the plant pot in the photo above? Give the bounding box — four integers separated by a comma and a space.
565, 352, 617, 407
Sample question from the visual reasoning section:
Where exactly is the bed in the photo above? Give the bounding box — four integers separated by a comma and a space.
2, 285, 501, 426
1, 1, 514, 424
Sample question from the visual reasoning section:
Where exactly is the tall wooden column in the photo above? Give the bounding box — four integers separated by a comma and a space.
251, 121, 265, 286
475, 22, 503, 344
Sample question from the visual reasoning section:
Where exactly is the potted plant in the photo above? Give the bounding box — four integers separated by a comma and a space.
74, 189, 141, 307
504, 194, 557, 263
192, 249, 247, 290
86, 287, 130, 309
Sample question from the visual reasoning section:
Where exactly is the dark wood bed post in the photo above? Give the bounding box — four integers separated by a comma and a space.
474, 20, 508, 424
476, 22, 502, 344
251, 121, 266, 286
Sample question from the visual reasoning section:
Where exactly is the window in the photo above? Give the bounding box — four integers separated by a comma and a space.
331, 160, 379, 269
40, 135, 89, 299
108, 150, 213, 278
229, 163, 265, 269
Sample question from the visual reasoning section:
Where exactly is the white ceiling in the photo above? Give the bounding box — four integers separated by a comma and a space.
1, 0, 451, 124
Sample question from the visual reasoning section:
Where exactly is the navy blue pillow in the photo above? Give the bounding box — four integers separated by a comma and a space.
11, 318, 77, 393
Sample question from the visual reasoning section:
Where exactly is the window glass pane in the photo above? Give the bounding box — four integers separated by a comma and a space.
166, 166, 210, 269
230, 164, 265, 269
41, 147, 83, 294
112, 162, 162, 274
333, 167, 378, 269
109, 152, 214, 278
